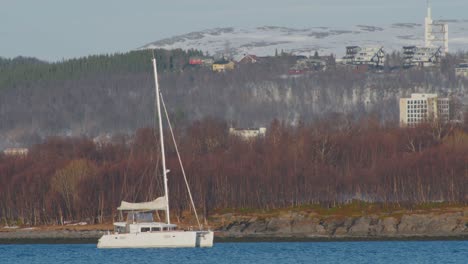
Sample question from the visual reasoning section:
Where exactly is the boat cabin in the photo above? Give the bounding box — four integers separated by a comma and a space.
113, 211, 177, 234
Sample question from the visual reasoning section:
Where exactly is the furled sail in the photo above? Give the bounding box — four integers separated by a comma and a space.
117, 196, 167, 211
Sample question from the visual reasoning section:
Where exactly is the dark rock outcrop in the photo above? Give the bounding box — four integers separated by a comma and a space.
217, 210, 468, 239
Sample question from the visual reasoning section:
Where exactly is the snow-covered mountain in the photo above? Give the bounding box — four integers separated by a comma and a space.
141, 21, 468, 59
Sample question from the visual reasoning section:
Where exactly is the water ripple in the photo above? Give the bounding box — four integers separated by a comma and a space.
0, 241, 466, 264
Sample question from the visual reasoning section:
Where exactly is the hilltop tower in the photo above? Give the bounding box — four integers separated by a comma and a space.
425, 1, 448, 54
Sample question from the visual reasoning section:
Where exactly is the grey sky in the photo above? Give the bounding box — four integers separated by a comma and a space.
1, 0, 466, 61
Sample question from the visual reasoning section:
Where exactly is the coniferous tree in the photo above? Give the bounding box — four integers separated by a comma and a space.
314, 51, 319, 59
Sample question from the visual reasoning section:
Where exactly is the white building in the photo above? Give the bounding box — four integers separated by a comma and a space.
403, 46, 442, 67
229, 127, 266, 140
399, 93, 450, 126
342, 46, 385, 67
455, 63, 468, 78
3, 148, 29, 156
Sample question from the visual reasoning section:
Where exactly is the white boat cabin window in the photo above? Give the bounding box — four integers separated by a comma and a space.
140, 227, 176, 232
127, 212, 154, 223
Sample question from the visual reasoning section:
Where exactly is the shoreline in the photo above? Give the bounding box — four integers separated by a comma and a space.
0, 232, 466, 244
215, 235, 468, 243
1, 206, 466, 244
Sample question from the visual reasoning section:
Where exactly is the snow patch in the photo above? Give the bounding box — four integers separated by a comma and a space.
140, 21, 468, 58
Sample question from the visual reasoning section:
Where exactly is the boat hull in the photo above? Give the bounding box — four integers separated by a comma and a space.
97, 231, 214, 248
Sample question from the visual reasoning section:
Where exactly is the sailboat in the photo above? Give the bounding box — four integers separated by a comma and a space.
97, 56, 214, 248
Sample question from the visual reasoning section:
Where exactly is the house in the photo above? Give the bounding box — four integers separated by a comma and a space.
399, 93, 450, 126
3, 148, 29, 156
93, 134, 113, 147
403, 46, 442, 68
342, 46, 385, 68
189, 57, 214, 67
288, 57, 327, 75
202, 58, 214, 66
189, 57, 203, 65
229, 127, 266, 140
455, 63, 468, 78
212, 59, 235, 72
238, 54, 259, 64
288, 68, 306, 75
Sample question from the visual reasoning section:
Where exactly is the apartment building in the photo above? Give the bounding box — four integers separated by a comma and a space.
402, 46, 442, 68
455, 63, 468, 78
399, 93, 450, 126
342, 46, 385, 68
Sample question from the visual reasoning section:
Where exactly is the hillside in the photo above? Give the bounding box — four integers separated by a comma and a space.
0, 50, 467, 150
141, 22, 468, 59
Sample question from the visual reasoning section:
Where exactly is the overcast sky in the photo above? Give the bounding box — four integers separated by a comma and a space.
1, 0, 466, 61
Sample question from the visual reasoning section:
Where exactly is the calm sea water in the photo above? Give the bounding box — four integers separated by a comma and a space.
0, 241, 466, 264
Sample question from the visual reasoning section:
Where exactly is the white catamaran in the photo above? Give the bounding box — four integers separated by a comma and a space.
97, 56, 214, 248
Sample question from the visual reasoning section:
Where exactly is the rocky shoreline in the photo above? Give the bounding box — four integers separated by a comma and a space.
1, 210, 466, 244
0, 230, 105, 244
215, 209, 468, 241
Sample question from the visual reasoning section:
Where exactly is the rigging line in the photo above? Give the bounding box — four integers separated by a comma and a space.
160, 93, 202, 230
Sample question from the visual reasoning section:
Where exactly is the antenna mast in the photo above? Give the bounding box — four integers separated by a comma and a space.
425, 0, 449, 53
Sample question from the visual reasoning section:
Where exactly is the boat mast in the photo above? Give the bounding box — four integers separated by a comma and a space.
152, 56, 170, 225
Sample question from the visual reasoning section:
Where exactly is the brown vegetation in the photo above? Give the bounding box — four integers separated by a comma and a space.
0, 118, 466, 226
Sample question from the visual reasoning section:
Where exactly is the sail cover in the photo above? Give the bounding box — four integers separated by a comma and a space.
117, 196, 167, 211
